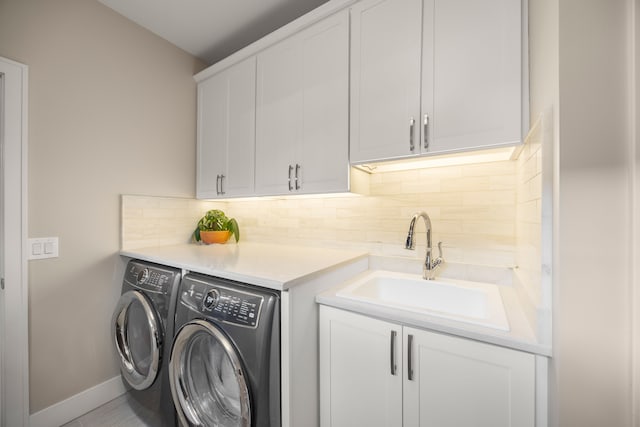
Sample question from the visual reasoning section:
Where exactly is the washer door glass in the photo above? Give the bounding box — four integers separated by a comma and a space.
170, 320, 251, 427
112, 290, 162, 390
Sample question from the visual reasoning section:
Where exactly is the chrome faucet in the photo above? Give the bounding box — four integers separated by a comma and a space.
405, 212, 444, 280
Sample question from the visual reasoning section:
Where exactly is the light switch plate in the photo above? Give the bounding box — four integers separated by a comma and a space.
28, 237, 59, 260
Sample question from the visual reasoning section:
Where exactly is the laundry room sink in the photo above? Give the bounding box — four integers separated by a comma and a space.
336, 270, 510, 331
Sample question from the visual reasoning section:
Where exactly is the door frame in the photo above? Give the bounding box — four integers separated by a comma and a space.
0, 55, 29, 426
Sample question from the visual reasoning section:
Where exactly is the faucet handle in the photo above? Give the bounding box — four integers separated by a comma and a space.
437, 241, 444, 259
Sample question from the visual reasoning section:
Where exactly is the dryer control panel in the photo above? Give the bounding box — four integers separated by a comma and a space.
181, 279, 264, 328
124, 261, 178, 295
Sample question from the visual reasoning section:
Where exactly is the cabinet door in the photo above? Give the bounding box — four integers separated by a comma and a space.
403, 327, 535, 427
295, 10, 349, 194
196, 57, 256, 199
256, 11, 349, 196
224, 57, 256, 197
425, 0, 522, 154
196, 71, 227, 198
350, 0, 423, 163
320, 306, 402, 427
255, 34, 300, 195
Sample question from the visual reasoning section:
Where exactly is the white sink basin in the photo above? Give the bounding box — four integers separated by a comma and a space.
336, 270, 510, 331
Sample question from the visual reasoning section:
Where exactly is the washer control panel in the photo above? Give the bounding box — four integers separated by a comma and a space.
125, 262, 175, 295
181, 280, 264, 328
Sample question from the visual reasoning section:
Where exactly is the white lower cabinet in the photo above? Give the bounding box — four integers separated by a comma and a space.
320, 305, 535, 427
320, 305, 403, 427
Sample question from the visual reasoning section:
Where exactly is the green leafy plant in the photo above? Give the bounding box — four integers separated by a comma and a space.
192, 209, 240, 243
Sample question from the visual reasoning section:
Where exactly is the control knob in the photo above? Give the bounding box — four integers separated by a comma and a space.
136, 268, 149, 285
203, 289, 220, 310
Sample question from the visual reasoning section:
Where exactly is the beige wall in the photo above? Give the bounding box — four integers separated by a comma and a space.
635, 1, 640, 424
0, 0, 206, 412
530, 0, 635, 426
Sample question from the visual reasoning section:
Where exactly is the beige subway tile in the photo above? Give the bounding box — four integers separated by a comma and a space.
419, 165, 463, 179
441, 205, 515, 221
460, 161, 515, 177
381, 169, 420, 183
462, 190, 515, 206
436, 220, 464, 234
441, 176, 491, 192
462, 220, 515, 238
401, 178, 441, 194
490, 174, 516, 190
421, 192, 464, 206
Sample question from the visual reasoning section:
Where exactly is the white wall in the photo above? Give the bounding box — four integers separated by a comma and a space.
538, 0, 634, 426
0, 0, 205, 413
530, 0, 637, 425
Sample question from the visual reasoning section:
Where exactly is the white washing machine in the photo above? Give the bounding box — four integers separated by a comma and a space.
112, 260, 181, 426
169, 273, 280, 427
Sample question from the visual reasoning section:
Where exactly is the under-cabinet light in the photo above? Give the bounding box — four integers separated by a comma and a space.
353, 146, 519, 174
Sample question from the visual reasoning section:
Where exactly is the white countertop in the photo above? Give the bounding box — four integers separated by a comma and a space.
120, 242, 368, 291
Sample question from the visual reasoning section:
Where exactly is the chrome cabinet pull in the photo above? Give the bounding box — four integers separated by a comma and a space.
409, 117, 416, 151
295, 164, 301, 190
220, 174, 225, 195
407, 334, 414, 381
423, 114, 429, 150
216, 174, 221, 195
288, 165, 293, 191
390, 330, 397, 375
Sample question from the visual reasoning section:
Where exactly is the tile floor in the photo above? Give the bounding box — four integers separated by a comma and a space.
61, 393, 155, 427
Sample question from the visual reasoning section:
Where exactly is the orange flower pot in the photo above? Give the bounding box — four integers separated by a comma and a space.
200, 230, 231, 244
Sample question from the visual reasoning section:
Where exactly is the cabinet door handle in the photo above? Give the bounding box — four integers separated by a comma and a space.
295, 164, 301, 190
390, 330, 397, 376
407, 334, 414, 381
216, 174, 221, 195
220, 174, 225, 195
288, 165, 293, 191
423, 114, 429, 150
409, 117, 416, 152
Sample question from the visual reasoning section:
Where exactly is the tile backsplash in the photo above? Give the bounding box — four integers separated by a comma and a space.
120, 195, 224, 250
122, 160, 519, 267
227, 161, 518, 267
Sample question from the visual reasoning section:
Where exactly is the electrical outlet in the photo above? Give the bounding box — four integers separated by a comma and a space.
28, 237, 59, 260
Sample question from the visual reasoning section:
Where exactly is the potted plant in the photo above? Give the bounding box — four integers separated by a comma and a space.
192, 209, 240, 244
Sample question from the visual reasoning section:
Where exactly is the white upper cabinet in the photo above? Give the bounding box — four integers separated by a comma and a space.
426, 0, 522, 153
255, 10, 349, 196
350, 0, 523, 163
350, 0, 423, 163
196, 57, 256, 199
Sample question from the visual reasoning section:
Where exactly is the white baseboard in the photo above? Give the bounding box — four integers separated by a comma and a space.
29, 376, 127, 427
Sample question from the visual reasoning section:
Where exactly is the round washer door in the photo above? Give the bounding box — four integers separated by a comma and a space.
112, 290, 162, 390
169, 319, 251, 427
